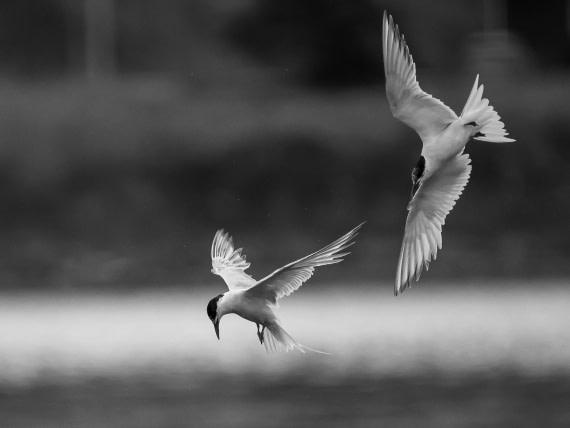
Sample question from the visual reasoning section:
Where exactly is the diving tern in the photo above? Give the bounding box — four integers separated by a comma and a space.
382, 12, 515, 295
207, 223, 363, 353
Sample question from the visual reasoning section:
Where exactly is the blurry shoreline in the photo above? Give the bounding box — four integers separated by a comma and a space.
1, 73, 569, 289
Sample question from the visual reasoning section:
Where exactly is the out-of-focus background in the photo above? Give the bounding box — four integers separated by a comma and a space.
0, 0, 569, 426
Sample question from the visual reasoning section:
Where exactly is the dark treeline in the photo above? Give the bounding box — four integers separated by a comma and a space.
0, 1, 568, 288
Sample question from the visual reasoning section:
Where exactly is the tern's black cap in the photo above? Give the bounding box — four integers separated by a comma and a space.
206, 294, 223, 321
411, 155, 425, 198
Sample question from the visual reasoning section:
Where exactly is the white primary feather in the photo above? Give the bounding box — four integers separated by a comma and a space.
246, 223, 364, 305
395, 154, 472, 295
211, 229, 256, 290
382, 11, 457, 143
263, 322, 304, 353
262, 322, 331, 354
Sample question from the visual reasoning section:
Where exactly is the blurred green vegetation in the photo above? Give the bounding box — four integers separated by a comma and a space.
0, 1, 568, 288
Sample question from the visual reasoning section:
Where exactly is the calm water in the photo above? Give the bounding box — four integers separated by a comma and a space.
1, 281, 569, 427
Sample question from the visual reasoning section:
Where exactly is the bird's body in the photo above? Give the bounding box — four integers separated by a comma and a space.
217, 289, 275, 326
423, 121, 470, 166
382, 12, 515, 295
207, 223, 363, 352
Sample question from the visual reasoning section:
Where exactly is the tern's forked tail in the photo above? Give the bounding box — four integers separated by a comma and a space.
460, 74, 515, 143
263, 322, 330, 355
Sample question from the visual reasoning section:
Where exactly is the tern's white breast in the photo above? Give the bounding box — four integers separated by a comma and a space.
221, 290, 276, 325
423, 120, 471, 165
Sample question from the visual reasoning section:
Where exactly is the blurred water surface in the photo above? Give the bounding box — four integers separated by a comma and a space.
1, 280, 570, 427
1, 280, 569, 386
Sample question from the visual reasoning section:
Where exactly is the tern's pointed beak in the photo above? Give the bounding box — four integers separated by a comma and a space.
213, 318, 220, 340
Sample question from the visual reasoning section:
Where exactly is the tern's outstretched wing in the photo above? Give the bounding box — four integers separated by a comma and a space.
395, 154, 471, 295
247, 223, 364, 304
211, 229, 256, 290
383, 11, 457, 142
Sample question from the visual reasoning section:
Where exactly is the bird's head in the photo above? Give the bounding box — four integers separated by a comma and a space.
410, 155, 426, 198
206, 294, 224, 340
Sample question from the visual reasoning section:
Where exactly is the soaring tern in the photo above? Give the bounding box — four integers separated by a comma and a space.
207, 223, 363, 352
382, 12, 515, 295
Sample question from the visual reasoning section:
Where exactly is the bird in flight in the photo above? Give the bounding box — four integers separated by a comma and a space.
382, 12, 515, 295
207, 223, 364, 353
